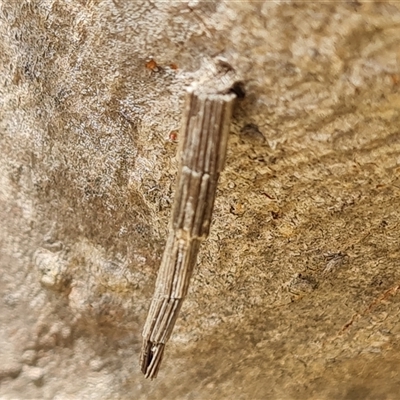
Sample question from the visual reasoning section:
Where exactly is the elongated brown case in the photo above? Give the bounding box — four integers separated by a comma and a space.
140, 87, 236, 379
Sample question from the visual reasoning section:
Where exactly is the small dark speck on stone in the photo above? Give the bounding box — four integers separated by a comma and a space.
240, 123, 266, 144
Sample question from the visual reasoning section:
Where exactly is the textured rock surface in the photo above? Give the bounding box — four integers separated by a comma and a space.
1, 1, 400, 399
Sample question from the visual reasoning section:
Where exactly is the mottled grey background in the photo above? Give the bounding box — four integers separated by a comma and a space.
1, 1, 400, 399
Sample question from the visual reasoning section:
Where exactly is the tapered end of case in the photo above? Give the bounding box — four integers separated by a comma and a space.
140, 340, 165, 380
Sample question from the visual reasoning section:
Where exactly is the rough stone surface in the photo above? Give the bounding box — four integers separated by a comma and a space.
1, 1, 400, 399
